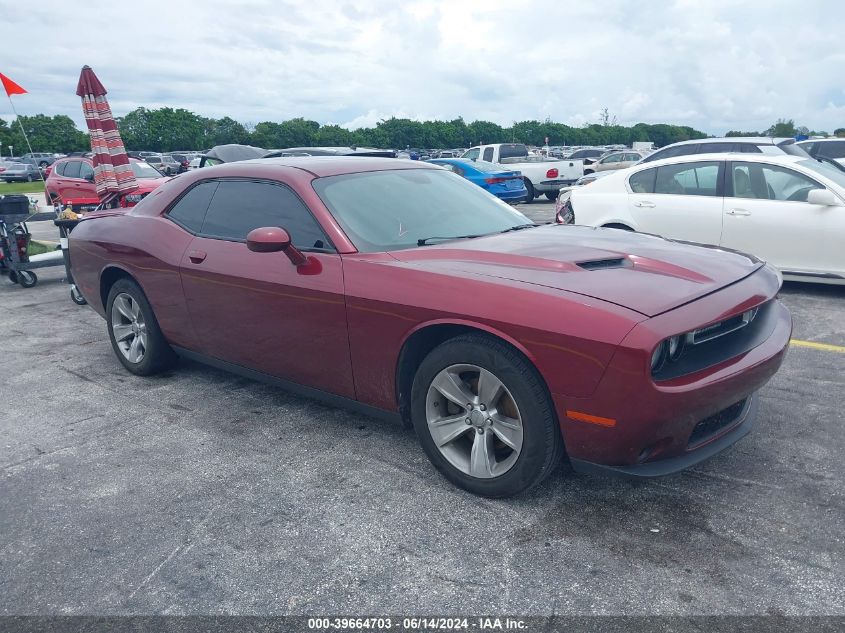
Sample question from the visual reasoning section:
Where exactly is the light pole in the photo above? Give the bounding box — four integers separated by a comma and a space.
9, 145, 13, 158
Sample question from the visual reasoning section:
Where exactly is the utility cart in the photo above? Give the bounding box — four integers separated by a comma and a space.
0, 195, 58, 288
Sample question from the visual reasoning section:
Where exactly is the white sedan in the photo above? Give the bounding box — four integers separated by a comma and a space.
564, 153, 845, 284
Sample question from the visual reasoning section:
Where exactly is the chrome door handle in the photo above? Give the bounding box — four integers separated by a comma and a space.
188, 250, 207, 264
634, 201, 656, 208
727, 209, 751, 216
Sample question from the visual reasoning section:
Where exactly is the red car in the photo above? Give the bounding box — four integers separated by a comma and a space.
67, 158, 792, 497
45, 156, 168, 209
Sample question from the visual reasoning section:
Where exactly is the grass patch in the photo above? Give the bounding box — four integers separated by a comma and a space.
0, 181, 45, 195
28, 241, 56, 257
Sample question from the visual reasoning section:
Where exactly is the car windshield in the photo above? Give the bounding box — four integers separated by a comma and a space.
313, 169, 532, 253
798, 159, 845, 189
131, 161, 162, 178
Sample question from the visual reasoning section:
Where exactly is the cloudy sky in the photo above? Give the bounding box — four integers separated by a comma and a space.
1, 0, 843, 133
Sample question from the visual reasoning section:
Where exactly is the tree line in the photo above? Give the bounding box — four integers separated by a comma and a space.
2, 108, 842, 156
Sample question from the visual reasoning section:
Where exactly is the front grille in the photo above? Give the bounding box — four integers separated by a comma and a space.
688, 399, 747, 447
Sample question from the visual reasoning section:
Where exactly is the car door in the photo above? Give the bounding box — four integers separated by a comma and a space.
626, 160, 725, 245
720, 160, 842, 276
57, 159, 83, 201
177, 178, 355, 398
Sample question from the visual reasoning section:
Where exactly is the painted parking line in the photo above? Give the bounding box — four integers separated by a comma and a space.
790, 339, 845, 353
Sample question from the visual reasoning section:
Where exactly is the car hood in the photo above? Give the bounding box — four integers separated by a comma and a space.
389, 225, 763, 317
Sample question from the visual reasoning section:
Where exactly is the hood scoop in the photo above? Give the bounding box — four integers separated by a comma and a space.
576, 257, 630, 271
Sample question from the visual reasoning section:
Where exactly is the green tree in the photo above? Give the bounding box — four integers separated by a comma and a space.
3, 115, 88, 154
204, 116, 250, 146
834, 128, 845, 138
765, 118, 796, 137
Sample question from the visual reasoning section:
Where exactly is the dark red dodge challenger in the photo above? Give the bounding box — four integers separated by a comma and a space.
69, 157, 792, 497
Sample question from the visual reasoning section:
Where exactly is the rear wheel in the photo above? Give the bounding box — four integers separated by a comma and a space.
544, 192, 557, 201
523, 179, 535, 204
410, 334, 563, 497
106, 278, 176, 376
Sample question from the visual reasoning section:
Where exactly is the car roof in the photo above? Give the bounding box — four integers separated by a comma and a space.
237, 156, 437, 177
665, 137, 794, 147
634, 152, 807, 168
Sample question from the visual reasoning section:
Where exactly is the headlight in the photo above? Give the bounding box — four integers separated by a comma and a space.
651, 341, 668, 372
667, 334, 685, 361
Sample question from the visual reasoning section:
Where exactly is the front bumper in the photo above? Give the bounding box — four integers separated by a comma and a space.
570, 395, 757, 477
552, 269, 791, 475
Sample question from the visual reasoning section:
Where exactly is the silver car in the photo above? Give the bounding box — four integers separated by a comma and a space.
1, 162, 41, 182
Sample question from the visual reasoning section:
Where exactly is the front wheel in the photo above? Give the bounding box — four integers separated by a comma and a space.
544, 192, 557, 201
70, 286, 88, 305
106, 278, 176, 375
410, 334, 563, 497
18, 270, 37, 288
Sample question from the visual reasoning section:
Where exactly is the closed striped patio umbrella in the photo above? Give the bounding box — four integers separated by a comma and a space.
76, 65, 137, 205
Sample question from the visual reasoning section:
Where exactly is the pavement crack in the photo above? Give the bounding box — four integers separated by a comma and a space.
124, 504, 219, 603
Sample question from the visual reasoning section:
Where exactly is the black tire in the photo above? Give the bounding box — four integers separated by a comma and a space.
26, 175, 33, 182
70, 286, 88, 305
523, 178, 535, 204
7, 270, 18, 285
410, 334, 563, 497
106, 278, 177, 376
18, 270, 37, 288
544, 192, 557, 201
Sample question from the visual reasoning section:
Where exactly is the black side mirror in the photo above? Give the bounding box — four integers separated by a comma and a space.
85, 173, 95, 182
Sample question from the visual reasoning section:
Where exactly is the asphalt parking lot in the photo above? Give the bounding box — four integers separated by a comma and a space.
1, 204, 843, 616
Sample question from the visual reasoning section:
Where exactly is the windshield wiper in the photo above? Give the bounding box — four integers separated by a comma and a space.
417, 234, 482, 246
498, 223, 537, 233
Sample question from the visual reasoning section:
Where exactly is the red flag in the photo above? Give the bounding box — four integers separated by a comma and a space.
0, 73, 27, 97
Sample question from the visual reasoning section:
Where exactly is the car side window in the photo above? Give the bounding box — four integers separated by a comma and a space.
63, 160, 81, 179
166, 181, 219, 233
54, 161, 66, 176
654, 161, 720, 196
463, 148, 480, 160
697, 142, 733, 154
731, 162, 823, 202
641, 144, 697, 164
482, 147, 494, 162
629, 167, 656, 193
201, 180, 332, 250
739, 143, 763, 153
817, 141, 845, 159
79, 162, 94, 180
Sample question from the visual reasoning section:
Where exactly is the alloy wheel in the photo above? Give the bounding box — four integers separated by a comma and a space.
111, 292, 147, 364
425, 363, 524, 478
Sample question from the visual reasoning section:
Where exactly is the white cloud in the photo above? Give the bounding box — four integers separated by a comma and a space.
0, 0, 843, 134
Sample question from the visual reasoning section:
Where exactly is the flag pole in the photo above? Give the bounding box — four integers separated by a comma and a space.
5, 93, 48, 193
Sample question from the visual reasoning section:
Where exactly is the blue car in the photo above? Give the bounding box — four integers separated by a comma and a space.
427, 158, 527, 202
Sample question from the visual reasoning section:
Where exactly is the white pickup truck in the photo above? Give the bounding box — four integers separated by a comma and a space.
461, 143, 583, 202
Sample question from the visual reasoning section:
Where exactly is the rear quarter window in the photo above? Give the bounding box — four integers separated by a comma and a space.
629, 167, 656, 193
166, 181, 218, 233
